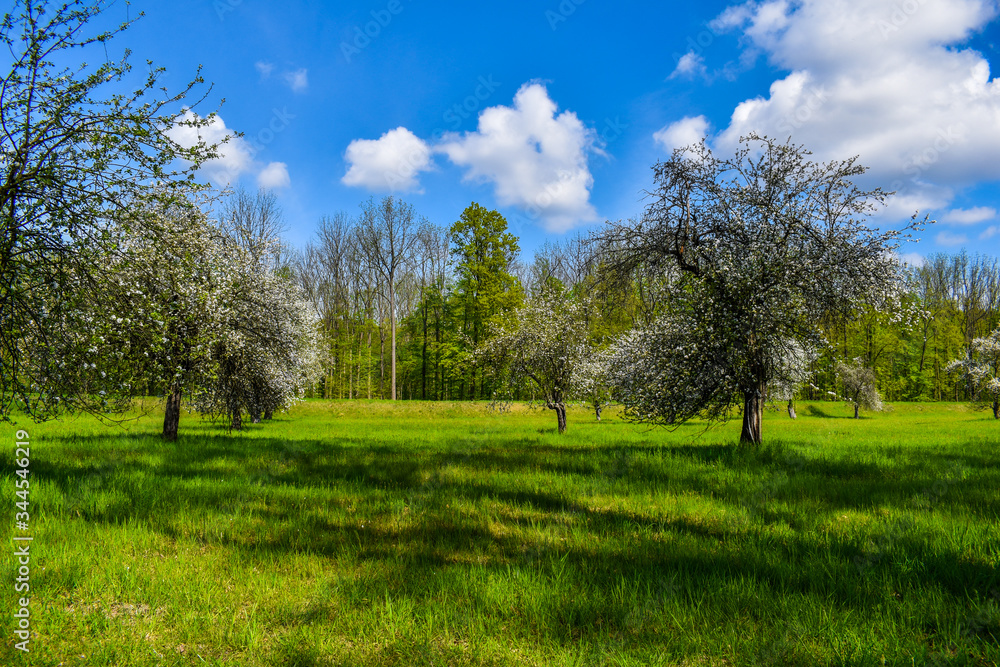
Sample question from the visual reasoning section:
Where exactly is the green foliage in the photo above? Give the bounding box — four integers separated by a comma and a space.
0, 0, 219, 419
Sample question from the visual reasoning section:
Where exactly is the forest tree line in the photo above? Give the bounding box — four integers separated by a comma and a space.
291, 195, 1000, 406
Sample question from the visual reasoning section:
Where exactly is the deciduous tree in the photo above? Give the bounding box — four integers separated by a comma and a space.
597, 135, 918, 444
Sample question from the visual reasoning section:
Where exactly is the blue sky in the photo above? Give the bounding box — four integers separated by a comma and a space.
107, 0, 1000, 262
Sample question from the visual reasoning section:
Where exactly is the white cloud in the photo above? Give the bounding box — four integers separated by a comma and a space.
980, 225, 999, 240
342, 127, 433, 193
688, 0, 1000, 218
897, 251, 926, 268
670, 52, 708, 79
257, 162, 290, 189
166, 111, 253, 186
255, 61, 274, 79
653, 115, 710, 152
937, 230, 970, 247
943, 206, 996, 225
284, 68, 308, 93
437, 82, 599, 232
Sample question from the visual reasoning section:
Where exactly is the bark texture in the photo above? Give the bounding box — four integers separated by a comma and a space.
162, 384, 182, 441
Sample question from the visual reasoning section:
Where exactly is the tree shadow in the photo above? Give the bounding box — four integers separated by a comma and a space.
16, 428, 1000, 660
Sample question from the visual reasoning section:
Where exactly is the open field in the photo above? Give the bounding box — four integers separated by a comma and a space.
2, 400, 999, 666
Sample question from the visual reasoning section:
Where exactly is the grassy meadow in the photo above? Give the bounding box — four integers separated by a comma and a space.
1, 399, 999, 666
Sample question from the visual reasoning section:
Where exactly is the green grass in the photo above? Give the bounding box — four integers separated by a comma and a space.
1, 399, 999, 666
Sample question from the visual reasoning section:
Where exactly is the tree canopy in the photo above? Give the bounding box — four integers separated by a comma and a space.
598, 135, 919, 444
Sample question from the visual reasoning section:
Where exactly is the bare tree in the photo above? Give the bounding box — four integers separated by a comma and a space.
355, 196, 417, 400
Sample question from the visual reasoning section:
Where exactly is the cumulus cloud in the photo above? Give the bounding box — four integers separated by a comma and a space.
653, 115, 710, 152
674, 0, 1000, 217
342, 127, 433, 193
167, 111, 294, 188
167, 111, 253, 186
437, 82, 600, 232
284, 68, 308, 93
257, 162, 290, 189
340, 83, 602, 231
943, 206, 996, 225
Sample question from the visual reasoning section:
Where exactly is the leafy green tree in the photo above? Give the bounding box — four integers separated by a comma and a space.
449, 202, 522, 399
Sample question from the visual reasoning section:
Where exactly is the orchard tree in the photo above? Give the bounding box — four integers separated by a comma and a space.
946, 327, 1000, 418
479, 288, 588, 434
574, 345, 615, 421
836, 359, 884, 419
0, 0, 219, 420
123, 203, 229, 440
597, 135, 918, 445
195, 254, 319, 431
768, 341, 817, 419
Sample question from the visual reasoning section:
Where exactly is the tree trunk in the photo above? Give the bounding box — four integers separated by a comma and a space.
993, 401, 999, 419
854, 403, 860, 419
264, 408, 273, 420
595, 403, 602, 421
548, 401, 567, 434
787, 399, 796, 420
231, 409, 242, 431
162, 383, 182, 441
740, 384, 764, 445
390, 281, 397, 401
421, 300, 428, 400
252, 412, 261, 424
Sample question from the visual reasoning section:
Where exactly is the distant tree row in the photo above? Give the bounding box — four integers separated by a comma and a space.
292, 202, 999, 416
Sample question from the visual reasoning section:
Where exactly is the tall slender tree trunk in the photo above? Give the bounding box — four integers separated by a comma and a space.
787, 399, 796, 420
390, 281, 397, 401
367, 326, 373, 399
854, 403, 860, 419
421, 301, 428, 400
548, 401, 568, 434
740, 383, 764, 445
993, 401, 999, 419
162, 383, 182, 441
231, 408, 243, 431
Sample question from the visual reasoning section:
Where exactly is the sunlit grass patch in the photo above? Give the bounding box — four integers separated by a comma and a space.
2, 399, 999, 665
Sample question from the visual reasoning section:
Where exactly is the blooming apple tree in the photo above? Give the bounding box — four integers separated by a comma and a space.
478, 288, 589, 433
193, 245, 320, 431
596, 135, 917, 444
946, 327, 1000, 419
836, 359, 884, 419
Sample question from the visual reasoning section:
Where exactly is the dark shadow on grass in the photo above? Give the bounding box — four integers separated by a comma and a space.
20, 429, 1000, 657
